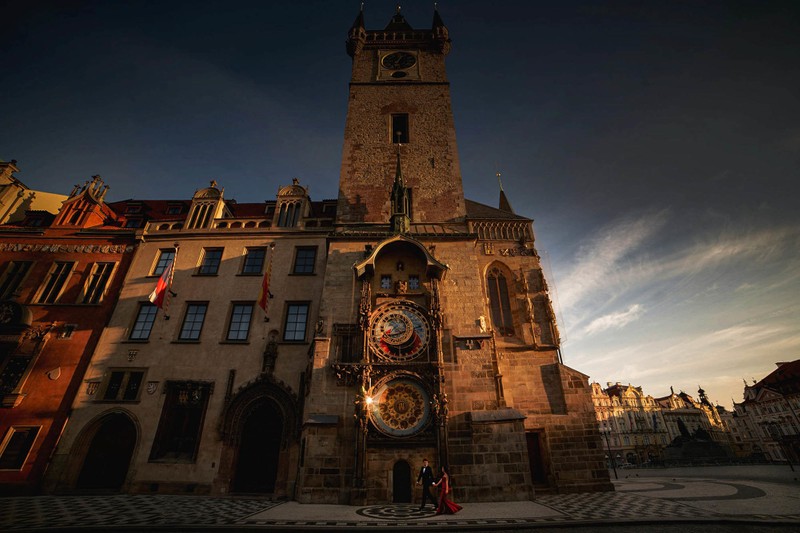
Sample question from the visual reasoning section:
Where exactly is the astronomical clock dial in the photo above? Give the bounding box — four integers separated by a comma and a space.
369, 302, 429, 361
368, 378, 431, 437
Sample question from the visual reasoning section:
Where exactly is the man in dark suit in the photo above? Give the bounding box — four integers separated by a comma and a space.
416, 458, 435, 510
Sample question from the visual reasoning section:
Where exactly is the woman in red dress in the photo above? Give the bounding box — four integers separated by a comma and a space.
433, 466, 462, 515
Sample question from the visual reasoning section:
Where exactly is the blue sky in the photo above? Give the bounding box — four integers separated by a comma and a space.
2, 0, 798, 407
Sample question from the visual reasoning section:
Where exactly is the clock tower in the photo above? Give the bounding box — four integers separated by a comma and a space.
299, 6, 613, 506
337, 7, 466, 225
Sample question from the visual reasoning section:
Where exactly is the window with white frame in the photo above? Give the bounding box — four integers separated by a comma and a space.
80, 262, 115, 304
36, 262, 74, 304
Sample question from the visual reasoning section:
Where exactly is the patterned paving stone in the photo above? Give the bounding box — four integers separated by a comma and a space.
534, 491, 715, 521
0, 495, 280, 530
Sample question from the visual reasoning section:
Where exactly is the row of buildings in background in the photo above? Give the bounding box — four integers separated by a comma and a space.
590, 362, 800, 468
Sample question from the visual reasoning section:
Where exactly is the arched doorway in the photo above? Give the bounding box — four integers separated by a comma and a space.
392, 460, 412, 503
232, 400, 283, 493
76, 413, 136, 491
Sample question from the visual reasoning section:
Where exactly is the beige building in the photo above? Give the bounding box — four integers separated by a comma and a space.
732, 360, 800, 464
45, 181, 334, 495
0, 160, 67, 224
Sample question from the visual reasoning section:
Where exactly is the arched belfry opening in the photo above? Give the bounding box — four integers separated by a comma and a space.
217, 376, 298, 497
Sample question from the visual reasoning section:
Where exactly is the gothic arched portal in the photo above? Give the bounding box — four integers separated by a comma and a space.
217, 376, 298, 496
75, 411, 137, 491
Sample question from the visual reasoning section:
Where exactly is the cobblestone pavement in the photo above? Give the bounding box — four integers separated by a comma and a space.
2, 473, 799, 530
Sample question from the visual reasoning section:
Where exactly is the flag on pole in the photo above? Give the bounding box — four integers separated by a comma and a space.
149, 247, 177, 317
257, 245, 273, 315
148, 260, 173, 308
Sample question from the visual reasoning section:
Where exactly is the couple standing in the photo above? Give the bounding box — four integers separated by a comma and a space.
416, 458, 462, 515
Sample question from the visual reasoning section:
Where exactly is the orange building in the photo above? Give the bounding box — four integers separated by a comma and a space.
0, 176, 139, 494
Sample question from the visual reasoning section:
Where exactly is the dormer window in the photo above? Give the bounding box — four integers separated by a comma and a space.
125, 219, 141, 228
166, 205, 183, 215
125, 205, 142, 214
277, 202, 301, 227
187, 202, 215, 229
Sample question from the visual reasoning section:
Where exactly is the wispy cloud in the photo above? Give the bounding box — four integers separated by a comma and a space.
557, 209, 669, 311
585, 304, 644, 335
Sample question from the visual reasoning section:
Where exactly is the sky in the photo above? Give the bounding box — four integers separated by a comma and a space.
2, 0, 799, 409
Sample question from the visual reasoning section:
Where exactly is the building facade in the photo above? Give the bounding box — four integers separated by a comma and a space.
35, 8, 611, 501
0, 176, 136, 494
732, 360, 800, 465
0, 160, 67, 224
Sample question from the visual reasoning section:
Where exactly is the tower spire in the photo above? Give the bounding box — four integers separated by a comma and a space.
390, 147, 411, 234
497, 171, 514, 213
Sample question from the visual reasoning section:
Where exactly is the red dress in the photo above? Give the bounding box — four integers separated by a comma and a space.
435, 474, 462, 515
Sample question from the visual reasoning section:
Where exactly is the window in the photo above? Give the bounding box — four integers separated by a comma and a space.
36, 262, 74, 304
408, 275, 420, 290
102, 370, 145, 401
487, 266, 514, 336
283, 302, 309, 341
277, 202, 300, 227
149, 382, 211, 462
0, 261, 32, 299
129, 303, 158, 340
81, 262, 115, 304
0, 426, 40, 470
124, 218, 141, 228
0, 355, 32, 395
179, 303, 208, 340
187, 202, 215, 229
242, 248, 266, 275
380, 275, 392, 290
198, 248, 223, 275
226, 303, 254, 341
166, 205, 183, 215
332, 324, 362, 362
292, 247, 316, 274
152, 249, 175, 276
391, 113, 409, 143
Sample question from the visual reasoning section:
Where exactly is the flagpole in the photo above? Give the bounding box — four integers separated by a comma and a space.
258, 243, 275, 320
164, 243, 179, 320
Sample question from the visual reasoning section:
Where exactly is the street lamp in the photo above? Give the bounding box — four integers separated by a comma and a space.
601, 427, 618, 480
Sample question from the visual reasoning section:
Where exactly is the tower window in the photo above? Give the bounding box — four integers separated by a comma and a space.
487, 267, 514, 336
391, 114, 409, 144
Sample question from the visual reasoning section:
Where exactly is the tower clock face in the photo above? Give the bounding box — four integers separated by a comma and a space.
381, 51, 417, 70
369, 302, 429, 361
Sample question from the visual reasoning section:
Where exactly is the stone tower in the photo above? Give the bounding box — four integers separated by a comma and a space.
337, 6, 465, 225
299, 7, 613, 505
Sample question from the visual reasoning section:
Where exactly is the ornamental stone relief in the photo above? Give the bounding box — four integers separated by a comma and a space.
0, 243, 134, 254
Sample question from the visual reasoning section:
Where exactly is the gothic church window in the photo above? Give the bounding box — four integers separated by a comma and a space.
487, 266, 514, 336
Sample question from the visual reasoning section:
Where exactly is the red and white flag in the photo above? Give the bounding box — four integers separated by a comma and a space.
149, 256, 175, 310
